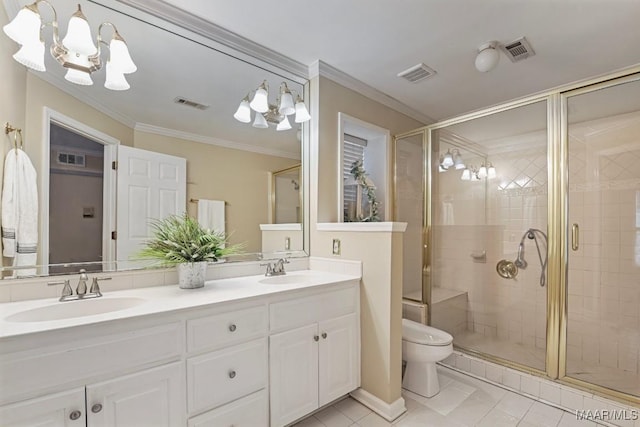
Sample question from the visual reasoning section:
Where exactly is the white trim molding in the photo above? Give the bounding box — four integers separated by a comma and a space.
134, 123, 300, 160
258, 224, 303, 231
317, 222, 408, 233
350, 388, 407, 422
310, 60, 434, 125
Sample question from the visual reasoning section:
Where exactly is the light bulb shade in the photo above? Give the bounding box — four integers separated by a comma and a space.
104, 61, 130, 90
233, 99, 251, 123
442, 151, 454, 168
64, 68, 93, 86
109, 36, 137, 74
475, 44, 500, 72
12, 41, 45, 71
294, 98, 311, 123
3, 6, 41, 46
461, 168, 471, 181
478, 165, 488, 179
250, 83, 269, 113
439, 164, 447, 173
278, 91, 295, 116
252, 112, 268, 129
62, 7, 97, 56
276, 115, 292, 131
488, 165, 496, 179
453, 152, 465, 170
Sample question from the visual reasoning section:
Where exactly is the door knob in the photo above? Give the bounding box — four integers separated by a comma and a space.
313, 335, 319, 342
69, 410, 82, 420
228, 324, 237, 332
321, 332, 327, 339
91, 403, 103, 413
228, 370, 237, 379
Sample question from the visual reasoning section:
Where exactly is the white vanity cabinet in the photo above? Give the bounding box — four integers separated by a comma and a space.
269, 285, 360, 427
0, 363, 183, 427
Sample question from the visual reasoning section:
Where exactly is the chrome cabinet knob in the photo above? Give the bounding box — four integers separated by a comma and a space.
313, 335, 319, 342
228, 370, 236, 379
91, 403, 103, 413
228, 324, 237, 332
321, 332, 327, 339
69, 410, 82, 420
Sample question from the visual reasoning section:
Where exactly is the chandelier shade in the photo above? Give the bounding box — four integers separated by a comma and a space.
234, 80, 311, 131
2, 5, 41, 46
2, 2, 136, 91
13, 41, 45, 71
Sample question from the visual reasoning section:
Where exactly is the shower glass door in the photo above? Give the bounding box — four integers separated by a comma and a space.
430, 100, 549, 372
395, 131, 427, 303
564, 76, 640, 398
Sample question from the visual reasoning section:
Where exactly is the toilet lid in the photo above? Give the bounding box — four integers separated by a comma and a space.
402, 318, 453, 346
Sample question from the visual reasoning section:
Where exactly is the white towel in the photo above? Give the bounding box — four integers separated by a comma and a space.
2, 148, 38, 276
197, 199, 225, 236
441, 201, 455, 225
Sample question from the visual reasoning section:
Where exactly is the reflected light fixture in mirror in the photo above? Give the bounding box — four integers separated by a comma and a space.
234, 80, 311, 131
3, 2, 136, 90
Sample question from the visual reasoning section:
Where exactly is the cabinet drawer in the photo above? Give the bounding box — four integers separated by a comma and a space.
187, 338, 267, 415
187, 304, 267, 353
270, 285, 358, 332
188, 390, 267, 427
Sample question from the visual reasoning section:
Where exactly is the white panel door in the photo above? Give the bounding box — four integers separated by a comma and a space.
0, 387, 86, 427
116, 146, 186, 264
318, 313, 359, 406
269, 323, 319, 427
86, 362, 184, 427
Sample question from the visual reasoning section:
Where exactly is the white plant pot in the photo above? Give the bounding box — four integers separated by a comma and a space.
177, 261, 207, 289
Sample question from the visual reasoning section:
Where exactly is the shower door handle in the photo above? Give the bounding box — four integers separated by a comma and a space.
571, 223, 579, 251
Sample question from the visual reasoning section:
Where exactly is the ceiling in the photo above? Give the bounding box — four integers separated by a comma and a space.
159, 0, 640, 122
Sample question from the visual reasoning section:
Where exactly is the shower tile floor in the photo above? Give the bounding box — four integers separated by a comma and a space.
294, 366, 610, 427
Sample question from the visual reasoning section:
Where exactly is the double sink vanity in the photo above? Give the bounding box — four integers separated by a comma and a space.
0, 267, 361, 427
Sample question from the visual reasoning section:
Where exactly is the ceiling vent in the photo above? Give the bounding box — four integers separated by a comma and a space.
500, 37, 535, 63
397, 63, 436, 83
174, 97, 210, 110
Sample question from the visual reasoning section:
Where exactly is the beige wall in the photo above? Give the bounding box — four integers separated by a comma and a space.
310, 76, 427, 406
134, 131, 298, 253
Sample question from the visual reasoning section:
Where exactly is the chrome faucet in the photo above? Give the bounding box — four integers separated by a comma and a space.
48, 270, 111, 302
261, 258, 289, 277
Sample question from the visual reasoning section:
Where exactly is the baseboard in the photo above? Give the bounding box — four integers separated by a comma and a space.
350, 388, 406, 422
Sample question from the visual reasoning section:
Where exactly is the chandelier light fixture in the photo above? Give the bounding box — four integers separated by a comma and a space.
461, 162, 496, 181
234, 80, 311, 131
3, 2, 137, 90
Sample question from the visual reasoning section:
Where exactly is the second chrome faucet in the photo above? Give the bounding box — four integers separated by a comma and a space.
48, 269, 112, 302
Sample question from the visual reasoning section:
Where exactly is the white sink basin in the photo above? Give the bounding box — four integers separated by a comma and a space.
5, 297, 146, 323
259, 274, 308, 285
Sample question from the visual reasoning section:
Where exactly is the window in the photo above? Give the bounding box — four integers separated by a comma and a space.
343, 134, 367, 217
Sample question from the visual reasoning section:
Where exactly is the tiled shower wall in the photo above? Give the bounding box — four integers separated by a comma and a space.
433, 133, 549, 357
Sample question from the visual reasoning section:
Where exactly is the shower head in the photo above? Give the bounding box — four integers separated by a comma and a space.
514, 242, 528, 269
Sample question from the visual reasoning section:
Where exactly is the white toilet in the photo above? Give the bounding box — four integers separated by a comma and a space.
402, 318, 453, 398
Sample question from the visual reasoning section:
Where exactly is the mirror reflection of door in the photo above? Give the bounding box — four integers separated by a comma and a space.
271, 165, 301, 224
49, 124, 107, 274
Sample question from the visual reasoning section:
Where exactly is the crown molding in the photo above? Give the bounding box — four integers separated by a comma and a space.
112, 0, 308, 84
309, 60, 434, 126
31, 71, 136, 128
134, 123, 300, 160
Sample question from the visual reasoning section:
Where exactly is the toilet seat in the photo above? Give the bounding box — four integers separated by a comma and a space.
402, 318, 453, 346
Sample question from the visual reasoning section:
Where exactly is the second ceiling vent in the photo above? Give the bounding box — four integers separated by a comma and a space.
397, 63, 437, 83
500, 37, 535, 63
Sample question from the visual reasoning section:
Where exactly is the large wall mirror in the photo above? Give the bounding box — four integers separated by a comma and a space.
1, 0, 309, 278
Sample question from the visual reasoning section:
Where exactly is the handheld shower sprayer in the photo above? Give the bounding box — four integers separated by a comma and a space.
515, 242, 527, 269
512, 228, 547, 287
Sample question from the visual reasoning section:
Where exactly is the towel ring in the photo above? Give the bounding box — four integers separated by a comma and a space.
4, 122, 23, 152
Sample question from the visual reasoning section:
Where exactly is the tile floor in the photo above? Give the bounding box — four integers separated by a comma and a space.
294, 366, 611, 427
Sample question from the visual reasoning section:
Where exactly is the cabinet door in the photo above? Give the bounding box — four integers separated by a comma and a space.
269, 323, 319, 427
318, 313, 359, 406
0, 388, 86, 427
86, 362, 184, 427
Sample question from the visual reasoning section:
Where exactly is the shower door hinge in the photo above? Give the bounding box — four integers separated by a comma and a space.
111, 231, 117, 240
112, 161, 118, 170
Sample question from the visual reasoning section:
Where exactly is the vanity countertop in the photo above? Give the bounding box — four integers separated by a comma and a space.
0, 269, 360, 339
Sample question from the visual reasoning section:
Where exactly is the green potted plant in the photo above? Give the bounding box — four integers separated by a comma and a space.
136, 213, 243, 289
